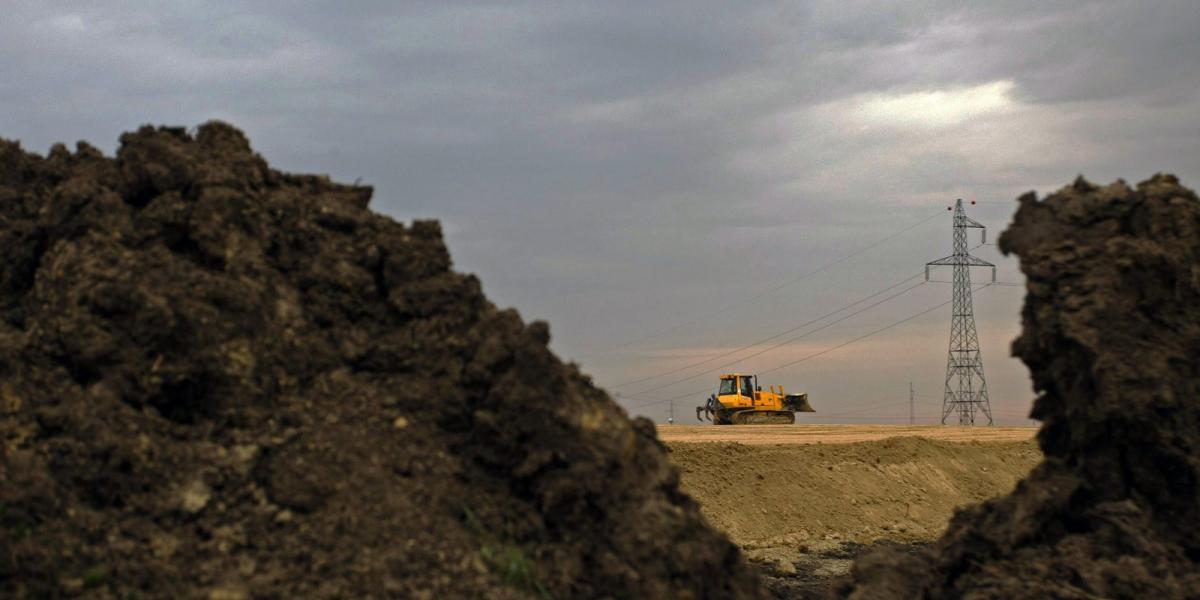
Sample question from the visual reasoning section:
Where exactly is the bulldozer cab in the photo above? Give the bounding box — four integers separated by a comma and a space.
718, 377, 736, 395
717, 374, 755, 398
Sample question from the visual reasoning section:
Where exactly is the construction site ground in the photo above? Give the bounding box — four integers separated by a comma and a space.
657, 424, 1036, 445
661, 425, 1041, 598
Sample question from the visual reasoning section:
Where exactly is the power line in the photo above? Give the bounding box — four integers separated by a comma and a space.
929, 280, 1023, 287
820, 402, 944, 419
758, 285, 980, 376
608, 271, 926, 388
624, 282, 997, 410
614, 242, 996, 392
597, 209, 945, 353
816, 397, 926, 418
620, 280, 927, 400
804, 416, 929, 422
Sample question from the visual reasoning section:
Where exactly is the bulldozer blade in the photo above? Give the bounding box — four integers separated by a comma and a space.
785, 393, 815, 413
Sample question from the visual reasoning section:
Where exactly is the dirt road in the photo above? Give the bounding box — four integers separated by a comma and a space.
657, 424, 1037, 445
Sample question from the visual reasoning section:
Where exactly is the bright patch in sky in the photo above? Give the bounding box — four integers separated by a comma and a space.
47, 14, 88, 33
852, 80, 1018, 129
564, 97, 648, 125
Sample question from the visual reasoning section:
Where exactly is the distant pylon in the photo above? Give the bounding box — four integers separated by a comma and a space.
909, 382, 915, 425
926, 199, 995, 426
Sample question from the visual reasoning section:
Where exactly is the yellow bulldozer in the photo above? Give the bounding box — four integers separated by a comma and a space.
695, 373, 814, 425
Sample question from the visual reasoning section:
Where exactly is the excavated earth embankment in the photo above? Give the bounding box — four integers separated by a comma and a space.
670, 436, 1041, 600
671, 437, 1041, 548
841, 175, 1200, 598
0, 123, 765, 599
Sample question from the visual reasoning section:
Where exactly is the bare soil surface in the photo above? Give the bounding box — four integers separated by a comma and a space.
667, 435, 1040, 598
658, 424, 1037, 445
668, 436, 1040, 547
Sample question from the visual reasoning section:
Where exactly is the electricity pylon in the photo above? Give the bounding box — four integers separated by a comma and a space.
926, 199, 995, 426
909, 382, 915, 425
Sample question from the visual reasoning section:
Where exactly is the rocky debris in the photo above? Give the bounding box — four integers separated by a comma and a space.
751, 540, 929, 600
0, 123, 764, 599
839, 175, 1200, 598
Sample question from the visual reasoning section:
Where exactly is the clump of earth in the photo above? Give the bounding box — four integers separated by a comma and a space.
0, 123, 764, 599
840, 174, 1200, 598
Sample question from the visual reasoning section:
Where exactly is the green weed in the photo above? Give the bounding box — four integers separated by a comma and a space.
83, 566, 107, 589
463, 506, 550, 599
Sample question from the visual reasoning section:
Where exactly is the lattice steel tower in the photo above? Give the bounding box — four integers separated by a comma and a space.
926, 199, 995, 425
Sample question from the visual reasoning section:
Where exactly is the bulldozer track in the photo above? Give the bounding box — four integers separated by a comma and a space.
730, 410, 795, 425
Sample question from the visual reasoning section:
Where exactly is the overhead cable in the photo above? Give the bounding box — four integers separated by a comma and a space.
598, 209, 945, 353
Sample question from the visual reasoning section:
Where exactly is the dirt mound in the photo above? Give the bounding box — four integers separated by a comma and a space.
0, 123, 764, 599
669, 437, 1040, 547
840, 175, 1200, 598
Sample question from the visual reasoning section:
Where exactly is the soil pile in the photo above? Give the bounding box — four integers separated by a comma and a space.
0, 123, 764, 599
840, 175, 1200, 598
669, 437, 1040, 547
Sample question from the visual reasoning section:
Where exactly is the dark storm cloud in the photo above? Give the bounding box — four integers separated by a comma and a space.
2, 1, 1198, 423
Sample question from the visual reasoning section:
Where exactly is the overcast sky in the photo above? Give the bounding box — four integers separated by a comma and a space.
4, 1, 1199, 425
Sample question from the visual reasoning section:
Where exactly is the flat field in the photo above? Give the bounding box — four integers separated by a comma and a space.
657, 424, 1037, 445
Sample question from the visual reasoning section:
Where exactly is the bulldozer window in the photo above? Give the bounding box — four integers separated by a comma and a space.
718, 378, 737, 395
740, 377, 754, 397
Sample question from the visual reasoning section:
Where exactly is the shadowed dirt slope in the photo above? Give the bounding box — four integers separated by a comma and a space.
0, 123, 764, 599
840, 174, 1200, 598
